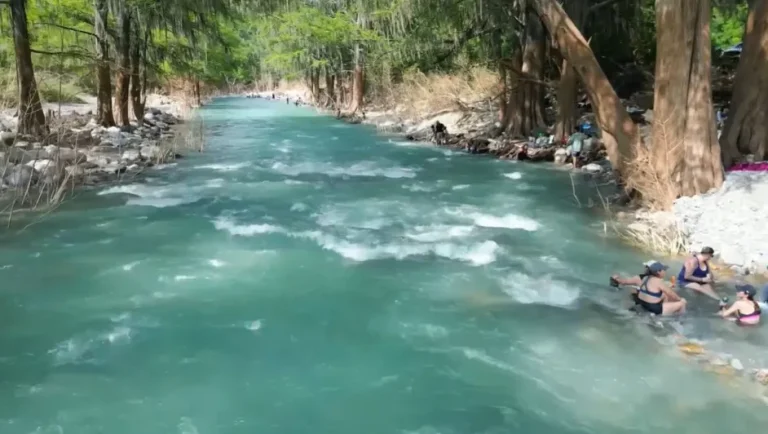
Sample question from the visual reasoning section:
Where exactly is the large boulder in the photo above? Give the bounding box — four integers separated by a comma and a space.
3, 165, 36, 188
85, 154, 112, 167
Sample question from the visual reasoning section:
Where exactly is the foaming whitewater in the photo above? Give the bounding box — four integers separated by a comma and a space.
2, 97, 767, 434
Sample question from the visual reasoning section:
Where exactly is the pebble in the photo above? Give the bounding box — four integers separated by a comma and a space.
672, 171, 768, 272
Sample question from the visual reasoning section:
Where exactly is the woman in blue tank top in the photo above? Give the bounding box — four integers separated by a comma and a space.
677, 247, 720, 300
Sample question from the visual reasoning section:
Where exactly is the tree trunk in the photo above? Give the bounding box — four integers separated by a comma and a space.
554, 58, 578, 141
653, 0, 723, 198
325, 72, 336, 108
94, 0, 115, 127
195, 80, 201, 107
130, 24, 143, 121
10, 0, 47, 137
504, 13, 546, 137
721, 0, 768, 167
498, 61, 508, 122
554, 0, 589, 142
348, 44, 365, 114
530, 0, 637, 177
310, 69, 321, 103
114, 8, 131, 126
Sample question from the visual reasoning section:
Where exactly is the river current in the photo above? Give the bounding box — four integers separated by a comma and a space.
1, 98, 766, 433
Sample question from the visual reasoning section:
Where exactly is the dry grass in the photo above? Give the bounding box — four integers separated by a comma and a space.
379, 67, 499, 119
624, 122, 680, 211
619, 218, 690, 256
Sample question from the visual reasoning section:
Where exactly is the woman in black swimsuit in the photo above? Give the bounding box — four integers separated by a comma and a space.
613, 262, 687, 316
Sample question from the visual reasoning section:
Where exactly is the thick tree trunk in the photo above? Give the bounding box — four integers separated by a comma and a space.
325, 72, 336, 108
94, 0, 115, 127
347, 44, 365, 114
10, 0, 47, 137
498, 62, 508, 122
504, 13, 546, 137
721, 0, 768, 167
114, 8, 131, 126
530, 0, 637, 177
130, 25, 143, 121
653, 0, 723, 197
554, 0, 589, 142
310, 70, 321, 104
554, 59, 578, 141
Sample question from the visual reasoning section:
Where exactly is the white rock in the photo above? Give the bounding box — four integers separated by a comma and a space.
13, 141, 29, 149
26, 159, 55, 172
3, 165, 35, 187
731, 358, 744, 371
140, 144, 165, 160
106, 126, 122, 135
127, 164, 139, 171
673, 171, 768, 270
582, 163, 604, 173
87, 154, 111, 166
121, 149, 141, 162
90, 126, 106, 139
0, 131, 16, 145
64, 165, 86, 177
143, 112, 155, 121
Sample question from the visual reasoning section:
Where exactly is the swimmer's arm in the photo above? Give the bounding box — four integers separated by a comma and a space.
719, 303, 739, 318
612, 275, 642, 286
660, 284, 681, 302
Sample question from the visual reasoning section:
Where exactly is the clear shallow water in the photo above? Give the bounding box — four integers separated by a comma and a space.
1, 98, 766, 434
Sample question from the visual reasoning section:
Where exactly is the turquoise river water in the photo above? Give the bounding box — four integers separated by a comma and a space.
1, 98, 767, 434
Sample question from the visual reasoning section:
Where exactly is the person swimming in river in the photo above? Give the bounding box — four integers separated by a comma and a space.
720, 284, 761, 325
677, 247, 720, 300
431, 121, 447, 145
611, 261, 687, 316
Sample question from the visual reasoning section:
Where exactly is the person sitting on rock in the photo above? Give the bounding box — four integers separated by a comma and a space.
677, 247, 720, 300
431, 121, 447, 145
720, 284, 761, 325
614, 262, 687, 316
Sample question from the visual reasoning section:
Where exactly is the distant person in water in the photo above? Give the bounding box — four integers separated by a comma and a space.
677, 247, 720, 300
616, 262, 686, 316
720, 284, 761, 325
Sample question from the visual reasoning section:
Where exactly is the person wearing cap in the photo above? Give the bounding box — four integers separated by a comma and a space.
614, 261, 686, 316
677, 247, 720, 300
719, 284, 761, 325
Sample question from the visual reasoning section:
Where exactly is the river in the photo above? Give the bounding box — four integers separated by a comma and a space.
1, 97, 766, 434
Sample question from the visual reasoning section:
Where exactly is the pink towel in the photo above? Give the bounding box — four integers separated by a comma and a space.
728, 162, 768, 172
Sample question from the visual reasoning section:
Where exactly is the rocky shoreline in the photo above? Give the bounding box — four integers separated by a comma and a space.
0, 95, 192, 217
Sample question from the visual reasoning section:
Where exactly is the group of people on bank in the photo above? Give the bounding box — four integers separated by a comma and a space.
611, 247, 766, 326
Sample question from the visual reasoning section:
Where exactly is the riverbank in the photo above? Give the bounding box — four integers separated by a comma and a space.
315, 93, 768, 278
0, 94, 196, 225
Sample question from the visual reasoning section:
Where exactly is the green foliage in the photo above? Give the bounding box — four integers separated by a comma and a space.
712, 4, 748, 48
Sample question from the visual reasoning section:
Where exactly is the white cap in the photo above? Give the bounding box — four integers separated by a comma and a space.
643, 260, 657, 267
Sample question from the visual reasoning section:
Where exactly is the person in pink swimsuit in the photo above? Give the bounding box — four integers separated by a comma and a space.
720, 284, 761, 326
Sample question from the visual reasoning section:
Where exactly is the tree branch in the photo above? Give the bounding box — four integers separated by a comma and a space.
34, 22, 100, 40
31, 48, 95, 60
